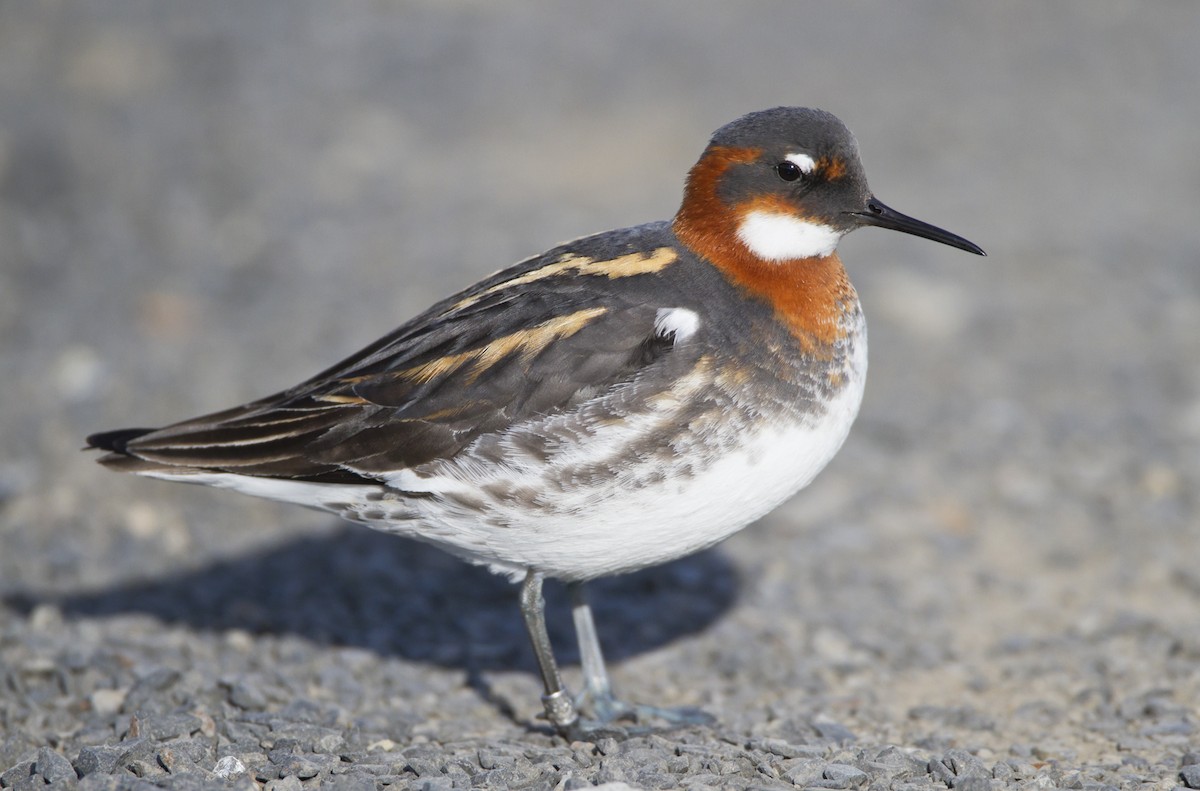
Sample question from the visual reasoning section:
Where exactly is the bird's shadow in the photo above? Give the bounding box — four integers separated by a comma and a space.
4, 525, 739, 675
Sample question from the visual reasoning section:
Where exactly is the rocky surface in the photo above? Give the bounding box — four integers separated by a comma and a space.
2, 3, 1199, 789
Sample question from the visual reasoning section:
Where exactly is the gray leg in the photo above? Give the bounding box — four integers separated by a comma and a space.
568, 580, 716, 730
519, 571, 578, 730
569, 581, 626, 722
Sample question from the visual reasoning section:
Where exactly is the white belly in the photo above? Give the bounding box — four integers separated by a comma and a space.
478, 385, 864, 580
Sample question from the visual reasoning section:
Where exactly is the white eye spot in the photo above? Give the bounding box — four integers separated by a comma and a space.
736, 210, 841, 261
654, 307, 700, 342
785, 153, 817, 174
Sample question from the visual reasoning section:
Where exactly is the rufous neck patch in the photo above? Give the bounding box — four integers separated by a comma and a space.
674, 147, 856, 351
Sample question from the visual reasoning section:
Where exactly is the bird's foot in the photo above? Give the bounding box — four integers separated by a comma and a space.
558, 689, 714, 739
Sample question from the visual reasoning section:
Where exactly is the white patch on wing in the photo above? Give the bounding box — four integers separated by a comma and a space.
785, 152, 817, 174
654, 307, 700, 342
736, 210, 841, 261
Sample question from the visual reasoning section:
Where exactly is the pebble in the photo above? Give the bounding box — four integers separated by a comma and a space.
753, 738, 808, 759
212, 755, 247, 780
812, 720, 857, 744
782, 758, 828, 786
595, 737, 621, 757
88, 688, 128, 716
0, 761, 35, 789
823, 762, 869, 787
227, 680, 270, 710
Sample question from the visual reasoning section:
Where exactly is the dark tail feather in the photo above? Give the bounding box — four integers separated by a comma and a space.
85, 427, 158, 454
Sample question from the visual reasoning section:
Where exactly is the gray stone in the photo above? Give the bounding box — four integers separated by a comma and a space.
953, 776, 994, 791
270, 752, 336, 781
823, 763, 869, 788
212, 755, 247, 780
264, 778, 303, 791
813, 721, 857, 744
227, 682, 269, 711
125, 758, 162, 778
74, 746, 124, 778
35, 747, 77, 784
482, 762, 546, 788
10, 772, 48, 791
138, 713, 203, 741
594, 738, 620, 757
932, 749, 991, 787
783, 758, 828, 786
76, 775, 127, 791
416, 777, 455, 791
123, 669, 182, 714
402, 746, 446, 778
0, 761, 35, 789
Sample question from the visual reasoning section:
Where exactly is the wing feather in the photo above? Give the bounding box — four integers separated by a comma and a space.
97, 225, 691, 484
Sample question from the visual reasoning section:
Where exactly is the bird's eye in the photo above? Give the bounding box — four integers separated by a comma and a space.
775, 161, 804, 182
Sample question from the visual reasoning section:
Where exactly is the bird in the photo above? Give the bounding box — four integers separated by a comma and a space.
87, 107, 984, 736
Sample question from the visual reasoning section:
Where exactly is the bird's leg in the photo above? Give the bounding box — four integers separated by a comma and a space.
519, 571, 578, 731
519, 573, 711, 736
569, 580, 716, 729
568, 581, 626, 722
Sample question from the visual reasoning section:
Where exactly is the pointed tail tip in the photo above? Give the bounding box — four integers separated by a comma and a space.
84, 427, 157, 454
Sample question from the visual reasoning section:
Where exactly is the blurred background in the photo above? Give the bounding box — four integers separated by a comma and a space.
1, 0, 1197, 762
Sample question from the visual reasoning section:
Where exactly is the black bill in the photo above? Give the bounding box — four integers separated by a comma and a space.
852, 196, 986, 256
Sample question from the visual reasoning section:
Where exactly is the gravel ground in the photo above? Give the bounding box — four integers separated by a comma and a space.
3, 3, 1200, 790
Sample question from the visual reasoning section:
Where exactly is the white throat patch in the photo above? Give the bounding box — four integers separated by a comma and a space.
736, 210, 841, 261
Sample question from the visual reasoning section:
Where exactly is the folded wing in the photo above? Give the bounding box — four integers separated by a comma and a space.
89, 263, 685, 486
